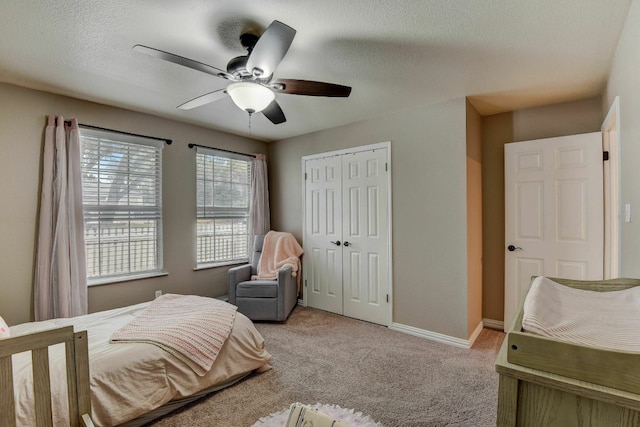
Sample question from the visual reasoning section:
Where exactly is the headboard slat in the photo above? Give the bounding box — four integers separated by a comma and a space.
0, 355, 16, 427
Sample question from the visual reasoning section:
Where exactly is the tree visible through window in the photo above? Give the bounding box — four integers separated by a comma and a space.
196, 147, 252, 266
79, 128, 164, 282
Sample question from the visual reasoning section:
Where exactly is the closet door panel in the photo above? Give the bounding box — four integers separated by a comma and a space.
342, 149, 389, 325
305, 156, 343, 314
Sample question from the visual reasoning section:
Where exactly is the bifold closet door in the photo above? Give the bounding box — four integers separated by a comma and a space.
340, 149, 389, 325
305, 155, 344, 314
305, 148, 390, 326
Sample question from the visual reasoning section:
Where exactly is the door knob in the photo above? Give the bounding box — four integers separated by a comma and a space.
330, 240, 341, 246
343, 241, 351, 247
507, 245, 523, 252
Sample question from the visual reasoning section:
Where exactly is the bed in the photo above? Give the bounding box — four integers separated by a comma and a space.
4, 294, 272, 426
495, 277, 640, 426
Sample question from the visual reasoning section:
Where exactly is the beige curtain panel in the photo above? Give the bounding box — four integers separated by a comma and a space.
34, 115, 87, 321
251, 154, 270, 235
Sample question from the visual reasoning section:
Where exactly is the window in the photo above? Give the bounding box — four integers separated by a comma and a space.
196, 147, 252, 266
80, 128, 164, 283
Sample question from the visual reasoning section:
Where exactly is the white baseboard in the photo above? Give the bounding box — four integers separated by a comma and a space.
390, 322, 471, 349
483, 318, 504, 331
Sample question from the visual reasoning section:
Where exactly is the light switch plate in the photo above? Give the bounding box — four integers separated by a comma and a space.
625, 203, 631, 222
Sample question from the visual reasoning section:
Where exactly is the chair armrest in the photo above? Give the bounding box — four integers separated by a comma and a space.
277, 266, 298, 319
277, 265, 294, 285
228, 264, 252, 304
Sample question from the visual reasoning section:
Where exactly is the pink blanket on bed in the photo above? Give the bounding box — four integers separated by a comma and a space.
252, 231, 303, 285
110, 294, 236, 375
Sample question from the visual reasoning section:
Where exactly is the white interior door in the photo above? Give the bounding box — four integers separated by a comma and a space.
305, 155, 343, 314
504, 133, 604, 331
304, 144, 391, 326
341, 149, 389, 325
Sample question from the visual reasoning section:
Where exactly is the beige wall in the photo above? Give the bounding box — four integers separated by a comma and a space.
0, 82, 266, 325
466, 100, 483, 337
604, 0, 640, 278
481, 97, 602, 322
4, 9, 633, 333
269, 98, 472, 339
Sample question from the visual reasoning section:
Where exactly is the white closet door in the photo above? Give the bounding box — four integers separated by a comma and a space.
341, 149, 389, 325
304, 145, 391, 326
305, 156, 343, 314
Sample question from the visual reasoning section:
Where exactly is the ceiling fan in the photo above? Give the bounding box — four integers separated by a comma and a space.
133, 20, 352, 125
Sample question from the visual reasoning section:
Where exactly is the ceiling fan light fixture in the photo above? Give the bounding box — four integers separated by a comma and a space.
226, 82, 275, 113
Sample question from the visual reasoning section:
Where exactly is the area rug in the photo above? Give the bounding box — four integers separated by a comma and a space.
252, 403, 383, 427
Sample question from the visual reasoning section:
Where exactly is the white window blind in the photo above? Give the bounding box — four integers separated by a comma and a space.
196, 146, 252, 266
80, 128, 164, 282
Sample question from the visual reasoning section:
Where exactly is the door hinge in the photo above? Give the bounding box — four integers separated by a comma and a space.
304, 279, 307, 288
386, 294, 389, 303
385, 162, 388, 172
603, 151, 609, 161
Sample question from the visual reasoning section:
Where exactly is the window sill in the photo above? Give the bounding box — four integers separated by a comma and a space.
87, 271, 169, 287
194, 260, 248, 271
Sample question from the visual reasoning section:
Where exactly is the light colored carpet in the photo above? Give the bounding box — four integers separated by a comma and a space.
149, 306, 504, 427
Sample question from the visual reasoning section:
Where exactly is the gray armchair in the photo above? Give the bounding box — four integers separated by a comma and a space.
228, 235, 298, 321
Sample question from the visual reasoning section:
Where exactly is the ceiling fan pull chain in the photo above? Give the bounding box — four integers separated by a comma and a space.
248, 111, 252, 137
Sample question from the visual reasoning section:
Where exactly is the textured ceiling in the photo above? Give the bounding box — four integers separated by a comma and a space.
0, 0, 632, 142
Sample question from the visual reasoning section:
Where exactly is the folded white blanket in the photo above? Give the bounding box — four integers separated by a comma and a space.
523, 277, 640, 352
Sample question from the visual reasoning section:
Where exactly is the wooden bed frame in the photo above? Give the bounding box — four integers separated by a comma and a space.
496, 277, 640, 426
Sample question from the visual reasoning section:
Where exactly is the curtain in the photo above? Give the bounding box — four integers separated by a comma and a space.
34, 115, 87, 321
251, 154, 270, 236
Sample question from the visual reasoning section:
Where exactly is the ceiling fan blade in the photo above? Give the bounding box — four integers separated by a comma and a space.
246, 21, 296, 79
272, 79, 352, 97
262, 100, 286, 124
177, 89, 227, 110
133, 44, 232, 79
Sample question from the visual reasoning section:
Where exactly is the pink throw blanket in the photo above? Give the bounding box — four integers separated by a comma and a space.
110, 294, 236, 376
253, 231, 304, 289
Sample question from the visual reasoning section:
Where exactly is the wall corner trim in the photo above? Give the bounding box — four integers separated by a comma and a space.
467, 320, 484, 347
389, 322, 471, 349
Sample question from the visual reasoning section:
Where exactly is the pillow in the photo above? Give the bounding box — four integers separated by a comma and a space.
0, 315, 9, 339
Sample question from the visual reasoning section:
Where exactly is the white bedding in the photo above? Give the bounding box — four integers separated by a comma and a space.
9, 299, 272, 426
522, 276, 640, 352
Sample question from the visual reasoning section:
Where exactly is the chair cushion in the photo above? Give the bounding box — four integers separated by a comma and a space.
236, 280, 278, 298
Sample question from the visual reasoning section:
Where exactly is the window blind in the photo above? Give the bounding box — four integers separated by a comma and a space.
195, 146, 252, 265
80, 128, 164, 281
